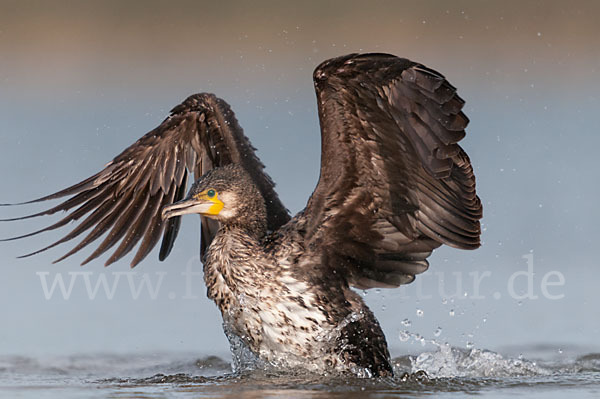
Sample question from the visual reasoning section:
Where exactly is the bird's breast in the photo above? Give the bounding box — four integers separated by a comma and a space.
203, 237, 342, 364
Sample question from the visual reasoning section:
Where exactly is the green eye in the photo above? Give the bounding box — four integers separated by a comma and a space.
206, 189, 216, 198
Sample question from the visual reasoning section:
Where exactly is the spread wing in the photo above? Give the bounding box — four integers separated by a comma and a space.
303, 53, 482, 289
1, 93, 289, 267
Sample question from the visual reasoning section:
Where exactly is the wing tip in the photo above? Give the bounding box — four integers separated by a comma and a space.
0, 202, 22, 207
0, 198, 47, 207
0, 213, 44, 222
0, 232, 37, 242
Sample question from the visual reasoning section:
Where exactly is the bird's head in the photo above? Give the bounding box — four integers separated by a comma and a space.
161, 164, 267, 234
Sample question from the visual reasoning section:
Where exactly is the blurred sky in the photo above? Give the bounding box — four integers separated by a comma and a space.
0, 0, 599, 360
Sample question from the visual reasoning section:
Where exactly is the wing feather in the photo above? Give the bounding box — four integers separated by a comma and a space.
3, 93, 289, 267
158, 169, 188, 261
49, 197, 123, 263
304, 53, 482, 289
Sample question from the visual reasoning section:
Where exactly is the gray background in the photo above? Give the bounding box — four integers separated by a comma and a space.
0, 0, 598, 360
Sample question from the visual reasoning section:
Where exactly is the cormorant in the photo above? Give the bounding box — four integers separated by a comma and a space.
2, 53, 482, 377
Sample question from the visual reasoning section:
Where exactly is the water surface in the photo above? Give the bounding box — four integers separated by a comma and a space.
2, 345, 598, 398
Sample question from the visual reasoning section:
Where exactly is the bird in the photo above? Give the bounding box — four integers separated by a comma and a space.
1, 53, 482, 377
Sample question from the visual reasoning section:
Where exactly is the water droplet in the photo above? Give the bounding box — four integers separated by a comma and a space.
449, 309, 455, 317
466, 341, 474, 349
381, 304, 387, 311
434, 327, 442, 337
517, 301, 523, 306
416, 309, 424, 317
401, 318, 411, 327
441, 298, 448, 305
482, 317, 487, 323
398, 330, 410, 342
558, 348, 563, 354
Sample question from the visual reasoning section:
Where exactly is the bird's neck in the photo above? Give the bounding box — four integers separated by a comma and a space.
221, 218, 267, 241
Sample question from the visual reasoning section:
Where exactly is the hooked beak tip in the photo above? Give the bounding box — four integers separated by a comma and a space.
161, 201, 186, 221
161, 198, 212, 220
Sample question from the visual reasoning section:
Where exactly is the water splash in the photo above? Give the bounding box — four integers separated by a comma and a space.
395, 330, 550, 378
223, 325, 263, 373
399, 330, 411, 342
411, 344, 550, 378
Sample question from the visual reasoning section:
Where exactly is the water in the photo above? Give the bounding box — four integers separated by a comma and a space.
1, 346, 598, 398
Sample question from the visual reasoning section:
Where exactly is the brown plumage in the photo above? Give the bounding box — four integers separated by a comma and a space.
1, 53, 482, 376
